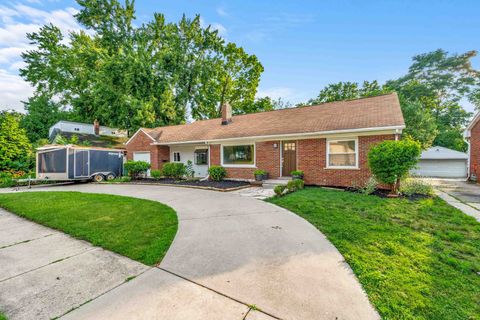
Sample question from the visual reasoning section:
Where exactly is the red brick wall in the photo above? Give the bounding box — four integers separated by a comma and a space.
297, 135, 395, 187
470, 120, 480, 181
209, 141, 281, 180
126, 131, 170, 170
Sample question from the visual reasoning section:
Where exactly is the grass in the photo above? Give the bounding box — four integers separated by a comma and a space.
0, 311, 6, 320
268, 187, 480, 320
0, 192, 178, 265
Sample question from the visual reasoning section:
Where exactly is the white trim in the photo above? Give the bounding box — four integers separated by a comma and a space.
465, 111, 480, 138
326, 138, 359, 169
220, 143, 256, 168
151, 125, 405, 145
125, 129, 156, 145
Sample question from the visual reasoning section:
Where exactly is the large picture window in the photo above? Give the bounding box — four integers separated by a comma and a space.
222, 145, 255, 166
327, 139, 358, 168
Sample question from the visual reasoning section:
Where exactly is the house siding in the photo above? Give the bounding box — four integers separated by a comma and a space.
470, 120, 480, 181
126, 131, 170, 170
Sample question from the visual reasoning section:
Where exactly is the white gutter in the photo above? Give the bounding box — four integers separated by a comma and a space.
150, 125, 405, 146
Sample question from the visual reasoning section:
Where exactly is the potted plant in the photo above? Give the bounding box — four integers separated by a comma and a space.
254, 169, 267, 181
290, 170, 304, 180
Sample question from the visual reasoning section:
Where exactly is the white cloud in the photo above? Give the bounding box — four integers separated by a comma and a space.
199, 17, 227, 37
216, 6, 228, 17
0, 69, 34, 111
0, 2, 82, 112
257, 87, 294, 100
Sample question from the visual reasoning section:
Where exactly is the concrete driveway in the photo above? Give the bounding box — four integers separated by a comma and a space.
0, 184, 379, 320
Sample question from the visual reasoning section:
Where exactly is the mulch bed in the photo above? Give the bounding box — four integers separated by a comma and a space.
128, 178, 251, 190
344, 187, 430, 200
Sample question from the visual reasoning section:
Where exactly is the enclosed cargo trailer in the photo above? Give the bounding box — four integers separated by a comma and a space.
36, 145, 124, 182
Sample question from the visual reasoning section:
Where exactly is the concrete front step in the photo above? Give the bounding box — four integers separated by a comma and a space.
262, 178, 291, 189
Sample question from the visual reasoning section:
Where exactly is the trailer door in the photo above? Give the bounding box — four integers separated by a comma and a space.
74, 150, 90, 178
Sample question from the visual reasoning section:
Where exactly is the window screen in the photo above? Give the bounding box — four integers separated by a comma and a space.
328, 140, 357, 167
38, 149, 67, 173
194, 149, 208, 165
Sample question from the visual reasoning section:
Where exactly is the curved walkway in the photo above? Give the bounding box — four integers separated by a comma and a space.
2, 184, 378, 320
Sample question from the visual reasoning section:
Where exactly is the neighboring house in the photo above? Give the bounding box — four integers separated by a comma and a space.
410, 146, 468, 178
49, 120, 128, 149
465, 111, 480, 181
126, 93, 405, 187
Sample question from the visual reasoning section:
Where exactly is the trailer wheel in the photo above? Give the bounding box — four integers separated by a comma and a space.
93, 174, 105, 182
106, 173, 115, 181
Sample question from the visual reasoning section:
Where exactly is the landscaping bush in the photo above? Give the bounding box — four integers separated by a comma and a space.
254, 169, 266, 176
368, 139, 421, 194
400, 178, 435, 197
0, 172, 15, 188
293, 179, 304, 190
286, 180, 297, 192
124, 160, 151, 178
185, 160, 195, 178
150, 169, 162, 179
162, 163, 186, 179
361, 176, 378, 195
208, 165, 227, 181
274, 185, 286, 196
107, 176, 132, 183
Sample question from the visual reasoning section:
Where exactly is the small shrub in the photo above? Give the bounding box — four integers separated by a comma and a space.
368, 139, 421, 193
361, 176, 378, 195
107, 176, 131, 183
274, 185, 286, 196
185, 160, 195, 178
293, 179, 304, 190
162, 163, 186, 179
286, 180, 297, 192
400, 178, 434, 197
124, 160, 151, 178
150, 169, 162, 179
208, 165, 227, 181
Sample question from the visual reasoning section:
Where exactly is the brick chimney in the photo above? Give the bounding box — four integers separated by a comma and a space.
93, 119, 100, 135
221, 103, 232, 125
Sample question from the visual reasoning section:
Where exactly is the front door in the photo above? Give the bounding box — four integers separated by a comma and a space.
282, 141, 296, 176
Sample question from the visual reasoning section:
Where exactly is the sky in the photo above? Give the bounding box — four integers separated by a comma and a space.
1, 0, 479, 113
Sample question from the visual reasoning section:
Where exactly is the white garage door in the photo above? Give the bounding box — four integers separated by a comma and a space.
133, 152, 151, 176
411, 159, 467, 178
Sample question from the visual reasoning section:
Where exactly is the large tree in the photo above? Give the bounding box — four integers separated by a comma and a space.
304, 80, 388, 105
20, 0, 264, 134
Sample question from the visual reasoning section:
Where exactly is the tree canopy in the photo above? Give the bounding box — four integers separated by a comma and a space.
302, 49, 479, 151
0, 112, 32, 172
20, 0, 265, 134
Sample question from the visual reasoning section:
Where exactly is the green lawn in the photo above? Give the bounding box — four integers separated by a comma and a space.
268, 187, 480, 320
0, 311, 7, 320
0, 192, 177, 265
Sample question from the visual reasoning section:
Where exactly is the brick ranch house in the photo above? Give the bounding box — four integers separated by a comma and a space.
125, 93, 405, 188
465, 111, 480, 181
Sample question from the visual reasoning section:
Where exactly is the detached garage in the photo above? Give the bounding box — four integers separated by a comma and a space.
411, 146, 468, 178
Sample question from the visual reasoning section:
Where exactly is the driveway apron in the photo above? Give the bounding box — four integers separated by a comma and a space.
0, 184, 378, 320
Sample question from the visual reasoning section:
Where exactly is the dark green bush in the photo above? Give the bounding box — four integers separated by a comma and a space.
290, 170, 304, 176
368, 139, 421, 193
208, 165, 227, 181
286, 180, 297, 192
254, 169, 266, 176
124, 160, 151, 178
274, 185, 286, 196
162, 163, 186, 179
150, 169, 162, 179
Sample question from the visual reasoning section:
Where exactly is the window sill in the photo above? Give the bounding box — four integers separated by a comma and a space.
324, 167, 360, 170
222, 164, 257, 168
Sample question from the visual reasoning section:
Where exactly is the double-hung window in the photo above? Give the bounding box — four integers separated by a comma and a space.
173, 152, 181, 162
327, 139, 358, 168
222, 144, 255, 166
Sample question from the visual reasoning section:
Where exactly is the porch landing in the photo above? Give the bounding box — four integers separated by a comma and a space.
262, 177, 291, 189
